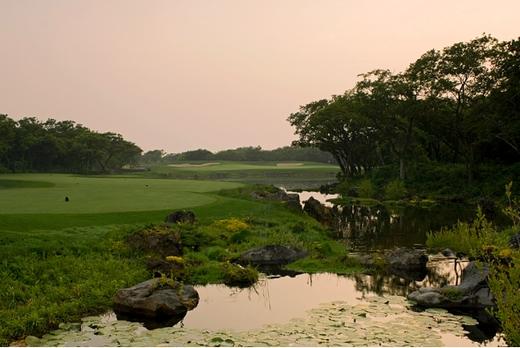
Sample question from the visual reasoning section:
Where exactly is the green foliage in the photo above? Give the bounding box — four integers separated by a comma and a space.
0, 226, 148, 346
0, 115, 142, 173
288, 35, 520, 185
162, 146, 335, 164
229, 230, 252, 244
384, 180, 407, 200
426, 208, 498, 256
488, 252, 520, 346
358, 179, 375, 198
426, 185, 520, 345
204, 246, 230, 262
504, 181, 520, 226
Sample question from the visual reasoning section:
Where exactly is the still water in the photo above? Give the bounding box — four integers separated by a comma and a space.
289, 190, 505, 250
54, 261, 503, 347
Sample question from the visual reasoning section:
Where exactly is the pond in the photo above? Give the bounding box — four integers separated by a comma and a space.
27, 258, 504, 347
288, 190, 506, 251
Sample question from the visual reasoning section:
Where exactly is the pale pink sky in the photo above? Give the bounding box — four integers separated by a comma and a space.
1, 0, 519, 153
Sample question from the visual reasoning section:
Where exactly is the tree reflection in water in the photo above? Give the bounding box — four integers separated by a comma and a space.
335, 203, 480, 250
351, 257, 470, 297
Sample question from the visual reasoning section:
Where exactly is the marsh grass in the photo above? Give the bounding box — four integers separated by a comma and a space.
425, 183, 520, 345
0, 225, 148, 345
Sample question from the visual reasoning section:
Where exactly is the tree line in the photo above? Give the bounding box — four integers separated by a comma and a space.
0, 115, 142, 173
288, 35, 520, 182
140, 146, 335, 165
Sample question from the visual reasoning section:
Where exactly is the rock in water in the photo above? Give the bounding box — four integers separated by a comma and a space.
113, 279, 199, 319
239, 245, 307, 266
165, 210, 196, 224
408, 261, 494, 310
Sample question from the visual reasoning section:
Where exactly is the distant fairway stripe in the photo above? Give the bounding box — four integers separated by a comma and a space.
0, 174, 242, 214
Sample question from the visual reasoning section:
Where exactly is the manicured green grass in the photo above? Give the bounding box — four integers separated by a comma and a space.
149, 161, 339, 190
0, 174, 241, 214
163, 161, 338, 171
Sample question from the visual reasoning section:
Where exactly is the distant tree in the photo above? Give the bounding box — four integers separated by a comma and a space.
177, 149, 214, 161
141, 150, 165, 165
0, 115, 142, 173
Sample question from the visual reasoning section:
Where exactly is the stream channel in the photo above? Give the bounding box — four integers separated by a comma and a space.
25, 191, 506, 346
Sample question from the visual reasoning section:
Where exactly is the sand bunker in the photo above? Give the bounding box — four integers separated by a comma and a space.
276, 162, 304, 167
168, 162, 220, 168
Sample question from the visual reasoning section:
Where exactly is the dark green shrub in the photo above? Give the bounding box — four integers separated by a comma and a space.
229, 230, 251, 244
384, 180, 407, 200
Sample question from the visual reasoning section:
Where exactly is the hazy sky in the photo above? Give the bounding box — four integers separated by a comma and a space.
1, 0, 519, 153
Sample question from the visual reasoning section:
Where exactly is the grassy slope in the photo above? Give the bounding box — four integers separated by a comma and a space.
0, 174, 355, 345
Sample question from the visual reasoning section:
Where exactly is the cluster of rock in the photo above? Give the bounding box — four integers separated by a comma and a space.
117, 209, 310, 324
116, 210, 199, 323
408, 262, 494, 309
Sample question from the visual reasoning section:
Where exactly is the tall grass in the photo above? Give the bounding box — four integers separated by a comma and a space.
426, 183, 520, 345
426, 208, 498, 256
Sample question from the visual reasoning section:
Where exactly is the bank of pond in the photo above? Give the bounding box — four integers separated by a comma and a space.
2, 183, 518, 346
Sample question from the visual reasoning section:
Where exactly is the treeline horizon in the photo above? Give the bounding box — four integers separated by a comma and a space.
289, 34, 520, 182
0, 115, 142, 173
140, 146, 335, 165
0, 114, 335, 173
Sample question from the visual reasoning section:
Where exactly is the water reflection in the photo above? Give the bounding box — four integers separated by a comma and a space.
290, 190, 507, 251
353, 256, 469, 297
336, 203, 482, 250
94, 260, 500, 345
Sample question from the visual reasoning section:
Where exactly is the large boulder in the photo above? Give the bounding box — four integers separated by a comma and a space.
165, 210, 196, 224
303, 196, 335, 225
239, 245, 307, 266
113, 279, 199, 319
127, 225, 182, 257
408, 262, 494, 309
